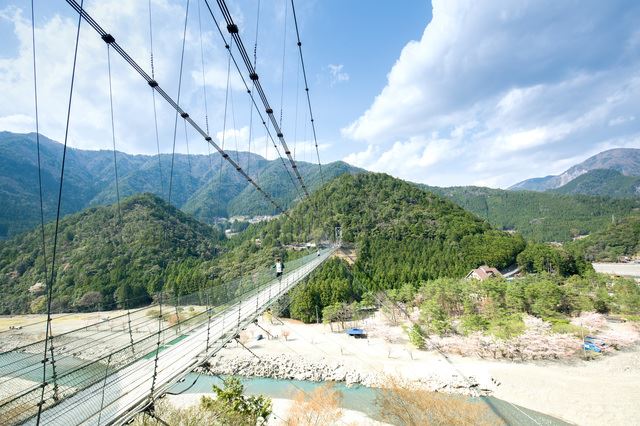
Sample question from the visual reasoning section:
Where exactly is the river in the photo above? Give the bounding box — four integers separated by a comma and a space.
169, 372, 568, 425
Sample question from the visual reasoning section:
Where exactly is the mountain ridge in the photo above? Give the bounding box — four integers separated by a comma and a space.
421, 184, 640, 242
3, 131, 640, 244
509, 148, 640, 192
551, 169, 640, 198
0, 131, 363, 237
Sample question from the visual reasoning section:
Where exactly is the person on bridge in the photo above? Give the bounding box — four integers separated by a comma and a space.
275, 258, 284, 278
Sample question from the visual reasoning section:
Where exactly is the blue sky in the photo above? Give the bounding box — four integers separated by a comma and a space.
0, 0, 639, 188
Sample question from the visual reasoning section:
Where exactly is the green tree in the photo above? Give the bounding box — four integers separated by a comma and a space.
420, 299, 451, 336
30, 295, 47, 314
201, 377, 272, 425
524, 279, 564, 317
407, 324, 426, 349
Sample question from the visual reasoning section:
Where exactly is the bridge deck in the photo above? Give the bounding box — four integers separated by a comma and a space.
18, 249, 334, 425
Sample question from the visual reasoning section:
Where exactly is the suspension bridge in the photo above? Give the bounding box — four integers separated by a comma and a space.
1, 0, 331, 424
0, 249, 335, 425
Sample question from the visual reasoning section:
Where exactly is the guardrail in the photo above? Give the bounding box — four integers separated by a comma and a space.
0, 247, 335, 425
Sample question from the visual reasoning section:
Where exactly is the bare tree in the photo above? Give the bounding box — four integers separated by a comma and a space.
376, 376, 502, 426
285, 384, 343, 426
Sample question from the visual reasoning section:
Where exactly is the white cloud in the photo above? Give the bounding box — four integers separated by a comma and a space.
0, 114, 34, 133
327, 64, 349, 87
345, 136, 462, 185
0, 1, 271, 158
609, 115, 636, 126
212, 125, 329, 166
341, 0, 640, 187
216, 126, 250, 150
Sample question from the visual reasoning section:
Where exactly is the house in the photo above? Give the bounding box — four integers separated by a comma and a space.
466, 265, 503, 281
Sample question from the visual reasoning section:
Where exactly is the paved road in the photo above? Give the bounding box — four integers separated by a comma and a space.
592, 262, 640, 278
26, 249, 334, 426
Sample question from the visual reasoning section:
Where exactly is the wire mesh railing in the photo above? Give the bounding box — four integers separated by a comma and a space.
0, 248, 334, 425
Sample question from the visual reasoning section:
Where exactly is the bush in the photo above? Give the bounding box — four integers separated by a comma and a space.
201, 377, 271, 425
611, 279, 640, 314
285, 384, 343, 425
460, 313, 489, 335
525, 279, 564, 317
487, 314, 525, 340
376, 377, 498, 425
75, 291, 103, 311
420, 299, 452, 336
30, 295, 47, 314
406, 324, 426, 349
548, 318, 588, 337
146, 308, 160, 318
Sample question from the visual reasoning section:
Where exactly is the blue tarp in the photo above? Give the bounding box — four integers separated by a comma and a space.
583, 336, 607, 353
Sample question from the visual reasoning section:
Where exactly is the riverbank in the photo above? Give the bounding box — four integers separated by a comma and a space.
199, 313, 639, 426
201, 353, 490, 396
166, 393, 389, 425
2, 310, 638, 425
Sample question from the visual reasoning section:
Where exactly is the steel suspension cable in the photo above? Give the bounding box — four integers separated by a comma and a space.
290, 0, 324, 185
293, 52, 300, 161
106, 47, 137, 351
247, 0, 261, 178
29, 0, 48, 310
247, 86, 255, 179
277, 0, 302, 200
30, 1, 52, 421
183, 120, 193, 183
63, 0, 287, 216
36, 1, 84, 422
229, 86, 240, 163
168, 0, 190, 206
207, 0, 309, 197
150, 0, 191, 406
196, 0, 214, 178
148, 0, 165, 198
201, 0, 300, 200
279, 0, 288, 130
107, 46, 123, 227
217, 36, 234, 207
103, 43, 138, 415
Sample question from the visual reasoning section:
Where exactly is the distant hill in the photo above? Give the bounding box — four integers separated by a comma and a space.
4, 132, 640, 246
569, 215, 640, 262
510, 148, 640, 193
420, 184, 640, 242
234, 173, 527, 322
0, 194, 224, 314
552, 169, 640, 197
0, 174, 528, 316
0, 131, 362, 237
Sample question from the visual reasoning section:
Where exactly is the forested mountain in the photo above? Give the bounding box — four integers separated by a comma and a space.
569, 215, 640, 262
510, 148, 640, 192
233, 173, 527, 322
552, 169, 640, 197
3, 171, 625, 319
0, 194, 224, 314
421, 185, 640, 242
4, 131, 640, 245
0, 131, 362, 237
0, 173, 527, 315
